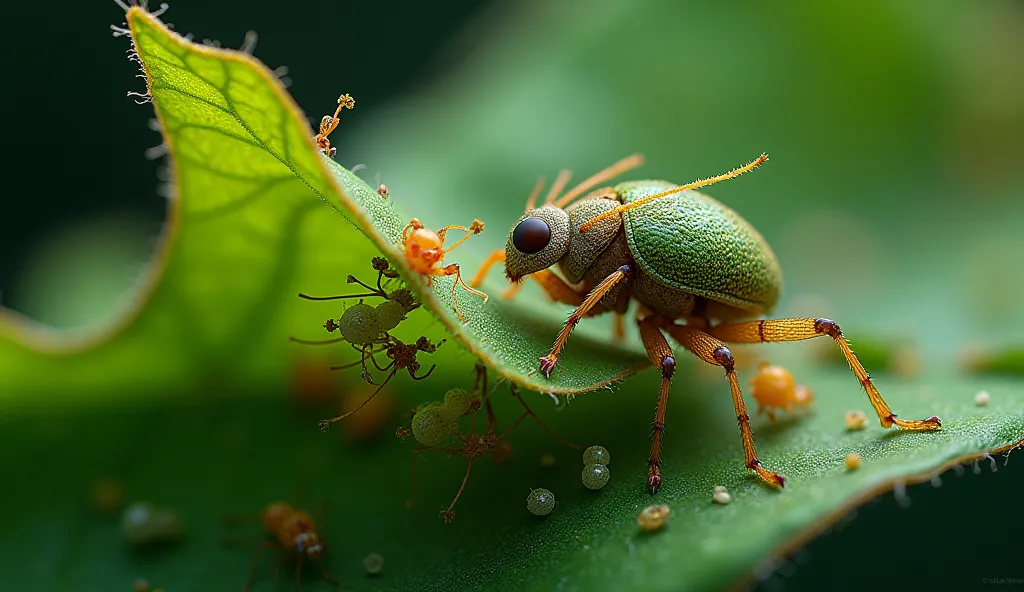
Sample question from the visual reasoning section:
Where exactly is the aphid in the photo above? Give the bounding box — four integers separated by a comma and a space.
405, 366, 580, 522
442, 388, 474, 417
974, 390, 991, 406
845, 451, 862, 470
375, 300, 407, 332
377, 183, 389, 199
526, 488, 556, 516
400, 218, 488, 322
712, 486, 731, 505
363, 552, 385, 576
411, 403, 458, 447
472, 153, 941, 493
313, 93, 355, 157
120, 502, 182, 545
748, 361, 814, 421
338, 302, 381, 345
637, 504, 671, 532
90, 477, 124, 514
845, 410, 868, 431
227, 501, 339, 591
581, 464, 611, 490
582, 445, 611, 466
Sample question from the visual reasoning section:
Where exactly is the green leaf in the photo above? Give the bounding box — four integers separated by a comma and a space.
0, 5, 1022, 592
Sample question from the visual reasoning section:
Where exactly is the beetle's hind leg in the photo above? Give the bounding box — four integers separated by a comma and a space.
664, 323, 786, 488
708, 318, 941, 431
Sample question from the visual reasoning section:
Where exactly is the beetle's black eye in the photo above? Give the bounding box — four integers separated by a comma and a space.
512, 217, 551, 254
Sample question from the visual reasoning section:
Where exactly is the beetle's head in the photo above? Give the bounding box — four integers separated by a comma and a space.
504, 206, 570, 282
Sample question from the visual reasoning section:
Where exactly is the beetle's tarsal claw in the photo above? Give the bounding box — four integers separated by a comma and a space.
539, 356, 557, 378
647, 472, 662, 494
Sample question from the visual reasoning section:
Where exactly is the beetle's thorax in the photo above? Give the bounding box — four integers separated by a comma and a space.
557, 195, 627, 284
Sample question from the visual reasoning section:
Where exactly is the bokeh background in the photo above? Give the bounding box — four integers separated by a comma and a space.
1, 0, 1022, 590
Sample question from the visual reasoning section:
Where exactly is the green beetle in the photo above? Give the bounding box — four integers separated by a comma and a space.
472, 154, 941, 493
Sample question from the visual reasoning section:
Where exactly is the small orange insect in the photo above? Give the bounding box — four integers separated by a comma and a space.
400, 218, 488, 322
231, 501, 339, 591
314, 93, 355, 157
748, 361, 813, 420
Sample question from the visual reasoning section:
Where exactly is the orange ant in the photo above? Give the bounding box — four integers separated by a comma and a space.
400, 218, 488, 322
225, 501, 339, 591
313, 93, 355, 157
405, 365, 581, 522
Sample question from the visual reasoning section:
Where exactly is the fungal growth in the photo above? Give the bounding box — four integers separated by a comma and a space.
313, 93, 355, 157
402, 365, 580, 522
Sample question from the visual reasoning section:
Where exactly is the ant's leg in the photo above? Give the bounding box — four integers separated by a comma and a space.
439, 460, 475, 523
241, 540, 278, 592
507, 384, 581, 450
637, 316, 676, 494
435, 263, 488, 323
708, 318, 941, 431
539, 265, 633, 377
664, 324, 785, 488
318, 367, 397, 431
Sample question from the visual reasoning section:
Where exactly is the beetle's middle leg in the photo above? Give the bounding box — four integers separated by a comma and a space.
637, 315, 676, 494
664, 323, 786, 488
708, 318, 941, 431
539, 264, 633, 377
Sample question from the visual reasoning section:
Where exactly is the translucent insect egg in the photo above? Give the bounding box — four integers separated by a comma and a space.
339, 303, 381, 345
442, 388, 473, 417
411, 403, 457, 447
974, 390, 991, 406
526, 488, 556, 516
712, 485, 731, 505
845, 410, 868, 431
363, 552, 385, 576
582, 464, 610, 490
375, 300, 407, 332
844, 451, 862, 470
582, 445, 611, 466
120, 502, 182, 544
637, 504, 671, 532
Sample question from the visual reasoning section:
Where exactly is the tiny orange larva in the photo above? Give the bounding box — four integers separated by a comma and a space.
748, 361, 813, 421
400, 218, 488, 322
637, 504, 671, 532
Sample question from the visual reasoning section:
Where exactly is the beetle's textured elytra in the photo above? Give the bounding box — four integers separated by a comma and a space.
472, 153, 941, 493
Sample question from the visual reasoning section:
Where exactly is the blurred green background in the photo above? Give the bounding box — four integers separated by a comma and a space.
1, 0, 1022, 590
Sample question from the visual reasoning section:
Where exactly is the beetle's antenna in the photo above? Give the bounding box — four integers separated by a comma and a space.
524, 177, 545, 211
542, 169, 572, 206
553, 154, 644, 208
579, 154, 768, 232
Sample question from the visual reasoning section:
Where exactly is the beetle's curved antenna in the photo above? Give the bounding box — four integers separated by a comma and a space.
552, 153, 645, 208
579, 153, 768, 232
542, 169, 573, 206
523, 177, 546, 211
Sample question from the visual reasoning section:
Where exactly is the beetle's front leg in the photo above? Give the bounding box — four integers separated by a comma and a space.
664, 323, 786, 488
637, 315, 676, 494
708, 318, 941, 431
539, 265, 633, 377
